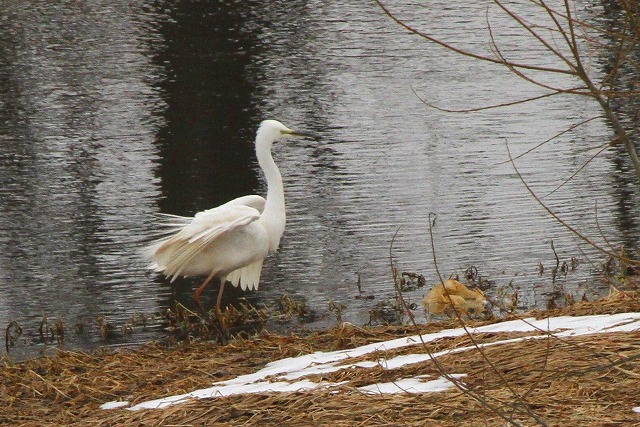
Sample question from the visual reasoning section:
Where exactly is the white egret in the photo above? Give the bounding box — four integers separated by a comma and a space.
145, 119, 312, 318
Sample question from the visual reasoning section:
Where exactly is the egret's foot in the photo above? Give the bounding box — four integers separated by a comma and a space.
192, 277, 229, 344
210, 313, 228, 345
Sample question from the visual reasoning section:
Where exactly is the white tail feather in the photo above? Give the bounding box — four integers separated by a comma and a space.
225, 259, 264, 291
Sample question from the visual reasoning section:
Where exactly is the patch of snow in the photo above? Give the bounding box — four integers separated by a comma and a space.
129, 379, 348, 410
100, 401, 130, 410
101, 312, 640, 411
633, 406, 640, 414
358, 374, 466, 394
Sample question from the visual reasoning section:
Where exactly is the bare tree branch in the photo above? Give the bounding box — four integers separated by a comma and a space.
375, 0, 640, 180
374, 0, 575, 75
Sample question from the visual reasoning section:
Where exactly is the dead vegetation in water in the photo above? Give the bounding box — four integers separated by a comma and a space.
2, 292, 320, 357
1, 290, 640, 426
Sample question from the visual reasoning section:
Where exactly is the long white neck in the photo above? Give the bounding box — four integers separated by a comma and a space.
256, 139, 286, 250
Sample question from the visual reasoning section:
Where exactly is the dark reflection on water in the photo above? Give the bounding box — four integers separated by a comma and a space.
152, 0, 262, 215
588, 3, 640, 259
0, 0, 638, 359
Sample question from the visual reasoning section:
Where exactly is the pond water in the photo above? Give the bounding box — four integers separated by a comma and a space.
1, 0, 638, 359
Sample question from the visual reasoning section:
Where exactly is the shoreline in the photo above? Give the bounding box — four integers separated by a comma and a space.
2, 289, 640, 426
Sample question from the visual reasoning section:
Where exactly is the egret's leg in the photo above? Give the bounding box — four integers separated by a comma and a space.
215, 281, 226, 321
193, 271, 217, 312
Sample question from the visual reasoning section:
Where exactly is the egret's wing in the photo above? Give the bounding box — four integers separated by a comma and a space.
225, 195, 266, 213
145, 213, 197, 241
148, 195, 265, 240
149, 204, 262, 279
187, 204, 260, 244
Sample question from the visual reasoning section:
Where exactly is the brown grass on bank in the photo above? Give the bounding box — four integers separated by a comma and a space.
1, 291, 640, 426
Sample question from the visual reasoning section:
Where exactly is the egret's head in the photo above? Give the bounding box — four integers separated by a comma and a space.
257, 119, 314, 146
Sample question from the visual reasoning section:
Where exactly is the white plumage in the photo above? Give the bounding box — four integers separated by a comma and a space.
147, 197, 266, 290
145, 120, 311, 315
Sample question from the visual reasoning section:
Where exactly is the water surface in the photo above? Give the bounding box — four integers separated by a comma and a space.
0, 0, 638, 359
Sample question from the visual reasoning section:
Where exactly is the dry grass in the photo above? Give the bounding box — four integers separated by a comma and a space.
2, 291, 640, 426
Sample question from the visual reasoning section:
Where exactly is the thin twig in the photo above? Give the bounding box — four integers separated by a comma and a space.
411, 85, 564, 114
504, 138, 638, 265
544, 144, 610, 197
426, 214, 549, 426
495, 116, 600, 166
594, 201, 618, 254
389, 219, 529, 426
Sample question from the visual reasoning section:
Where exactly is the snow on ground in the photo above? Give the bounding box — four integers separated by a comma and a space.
357, 374, 467, 395
100, 312, 640, 411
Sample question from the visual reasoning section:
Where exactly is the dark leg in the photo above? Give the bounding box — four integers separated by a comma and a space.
192, 273, 228, 344
215, 281, 226, 321
193, 271, 217, 312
